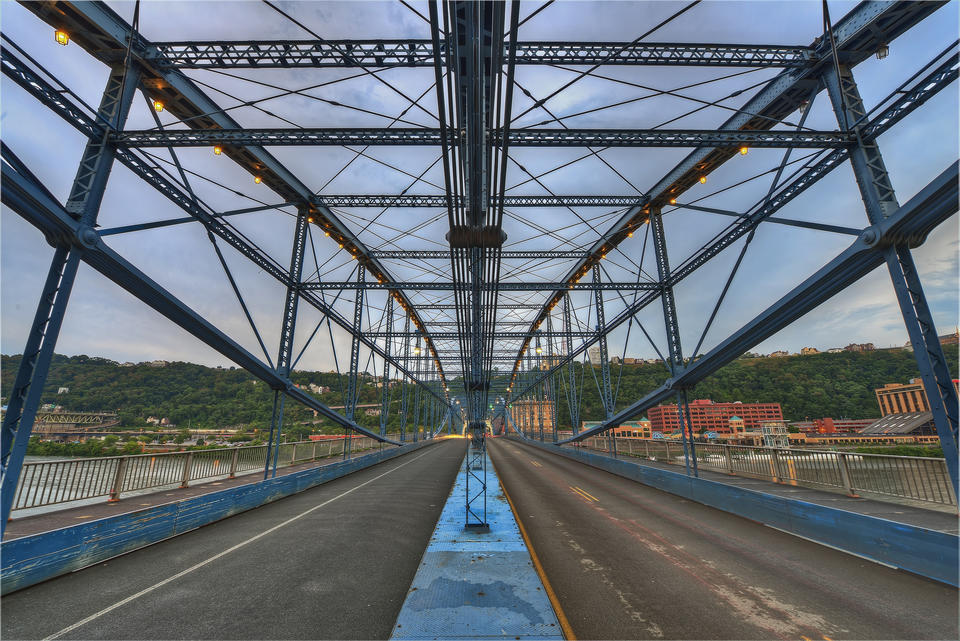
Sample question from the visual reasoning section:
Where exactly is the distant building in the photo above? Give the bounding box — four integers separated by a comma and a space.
57, 387, 69, 395
363, 408, 381, 416
799, 347, 819, 356
875, 378, 960, 416
768, 350, 790, 358
511, 397, 555, 433
843, 343, 874, 352
308, 383, 330, 394
826, 348, 844, 353
648, 399, 783, 434
146, 360, 169, 367
761, 422, 790, 448
728, 415, 745, 433
593, 419, 652, 439
588, 347, 602, 365
790, 417, 876, 434
904, 328, 959, 351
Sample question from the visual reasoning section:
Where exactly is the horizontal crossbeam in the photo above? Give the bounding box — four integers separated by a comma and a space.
300, 281, 659, 291
111, 128, 850, 148
145, 40, 814, 69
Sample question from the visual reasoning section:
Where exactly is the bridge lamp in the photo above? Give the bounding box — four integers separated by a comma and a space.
325, 231, 330, 236
699, 175, 707, 184
54, 30, 69, 46
536, 346, 542, 354
254, 176, 262, 184
414, 347, 421, 355
669, 198, 677, 205
213, 146, 222, 155
153, 100, 164, 112
739, 146, 748, 156
876, 43, 889, 60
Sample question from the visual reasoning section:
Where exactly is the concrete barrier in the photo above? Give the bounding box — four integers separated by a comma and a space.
514, 438, 959, 587
1, 440, 437, 594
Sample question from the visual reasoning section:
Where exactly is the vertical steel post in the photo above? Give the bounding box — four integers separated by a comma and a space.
399, 314, 412, 442
344, 265, 366, 460
563, 293, 580, 435
380, 296, 394, 438
535, 333, 545, 441
413, 334, 423, 442
824, 63, 959, 495
546, 313, 559, 443
265, 209, 309, 478
650, 207, 697, 476
1, 64, 140, 531
593, 266, 617, 457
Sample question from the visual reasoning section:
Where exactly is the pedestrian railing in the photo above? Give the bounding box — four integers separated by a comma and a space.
13, 433, 405, 512
574, 436, 956, 508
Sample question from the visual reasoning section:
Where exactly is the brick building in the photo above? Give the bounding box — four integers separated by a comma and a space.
647, 399, 783, 434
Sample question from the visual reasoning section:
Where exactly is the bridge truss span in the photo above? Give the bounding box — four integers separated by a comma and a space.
0, 0, 956, 536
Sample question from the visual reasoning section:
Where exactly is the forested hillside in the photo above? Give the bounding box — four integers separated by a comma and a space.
2, 347, 956, 432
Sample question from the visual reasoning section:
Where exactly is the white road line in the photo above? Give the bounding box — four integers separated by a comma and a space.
43, 447, 440, 641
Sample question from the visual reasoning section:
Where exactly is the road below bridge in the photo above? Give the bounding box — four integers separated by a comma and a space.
1, 438, 466, 640
488, 437, 958, 640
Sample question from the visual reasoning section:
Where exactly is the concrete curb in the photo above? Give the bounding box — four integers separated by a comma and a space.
1, 439, 437, 595
515, 438, 959, 587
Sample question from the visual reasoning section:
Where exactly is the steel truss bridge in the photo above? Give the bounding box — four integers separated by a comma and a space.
0, 0, 957, 539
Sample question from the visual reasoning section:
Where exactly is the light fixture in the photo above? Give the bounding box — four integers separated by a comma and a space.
536, 346, 542, 354
307, 216, 315, 223
627, 231, 633, 237
54, 30, 69, 46
669, 198, 677, 205
338, 243, 344, 248
699, 175, 707, 184
798, 100, 809, 114
325, 231, 330, 237
876, 43, 889, 60
213, 146, 222, 156
153, 100, 164, 112
739, 146, 748, 156
414, 347, 421, 355
254, 176, 262, 184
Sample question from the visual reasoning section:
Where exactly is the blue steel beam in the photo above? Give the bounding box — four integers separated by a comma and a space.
0, 62, 140, 533
18, 1, 449, 384
0, 44, 449, 404
824, 61, 959, 494
558, 161, 959, 445
505, 47, 958, 398
144, 39, 814, 69
505, 0, 948, 385
380, 296, 395, 438
0, 148, 405, 442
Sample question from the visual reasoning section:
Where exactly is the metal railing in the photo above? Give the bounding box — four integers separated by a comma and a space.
573, 436, 956, 508
13, 434, 405, 512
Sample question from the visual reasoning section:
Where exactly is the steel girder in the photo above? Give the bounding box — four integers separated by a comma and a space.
505, 0, 948, 384
0, 147, 404, 449
110, 128, 850, 148
557, 161, 959, 445
506, 47, 958, 402
321, 195, 645, 208
144, 40, 814, 68
19, 0, 448, 384
0, 44, 447, 403
364, 332, 594, 339
301, 281, 658, 291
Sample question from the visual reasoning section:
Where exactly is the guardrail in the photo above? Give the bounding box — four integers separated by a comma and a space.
13, 434, 406, 512
575, 436, 956, 508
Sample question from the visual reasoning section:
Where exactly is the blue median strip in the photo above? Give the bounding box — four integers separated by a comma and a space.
392, 443, 563, 640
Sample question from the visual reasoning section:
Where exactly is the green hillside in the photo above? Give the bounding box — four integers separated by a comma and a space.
2, 347, 957, 433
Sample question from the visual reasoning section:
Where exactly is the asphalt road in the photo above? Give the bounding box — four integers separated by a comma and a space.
488, 437, 959, 641
1, 438, 466, 640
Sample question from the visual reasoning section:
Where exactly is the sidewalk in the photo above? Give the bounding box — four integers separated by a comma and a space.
573, 445, 958, 535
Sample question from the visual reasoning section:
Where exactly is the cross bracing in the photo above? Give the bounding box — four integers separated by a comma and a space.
0, 0, 957, 532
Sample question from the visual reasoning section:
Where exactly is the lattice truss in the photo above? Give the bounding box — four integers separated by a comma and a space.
1, 0, 958, 510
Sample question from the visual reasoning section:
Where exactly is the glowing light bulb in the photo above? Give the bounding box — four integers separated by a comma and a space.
153, 100, 164, 112
254, 176, 262, 184
213, 146, 222, 155
739, 146, 748, 156
55, 30, 69, 46
699, 175, 707, 184
670, 198, 677, 205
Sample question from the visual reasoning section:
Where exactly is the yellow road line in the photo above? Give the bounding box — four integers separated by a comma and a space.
822, 637, 833, 640
502, 473, 576, 640
569, 486, 591, 501
530, 460, 543, 468
573, 486, 599, 502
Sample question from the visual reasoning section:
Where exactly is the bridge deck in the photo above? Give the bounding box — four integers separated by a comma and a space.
488, 438, 958, 640
0, 439, 466, 640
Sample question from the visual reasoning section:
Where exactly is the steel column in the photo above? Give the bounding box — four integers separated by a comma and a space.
380, 296, 394, 437
563, 293, 580, 435
825, 63, 959, 494
266, 209, 309, 478
650, 208, 697, 476
343, 265, 366, 459
1, 63, 139, 531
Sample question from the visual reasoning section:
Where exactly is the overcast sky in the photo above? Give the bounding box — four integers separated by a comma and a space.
1, 1, 957, 382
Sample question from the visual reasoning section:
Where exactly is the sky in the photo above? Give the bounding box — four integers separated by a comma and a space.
1, 0, 958, 386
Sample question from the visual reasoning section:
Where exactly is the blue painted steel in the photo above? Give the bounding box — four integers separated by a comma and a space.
391, 447, 562, 639
381, 296, 395, 437
517, 439, 959, 587
0, 440, 438, 595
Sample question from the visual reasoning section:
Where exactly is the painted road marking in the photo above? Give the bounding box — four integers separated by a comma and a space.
570, 486, 598, 502
42, 447, 441, 641
575, 486, 599, 502
530, 460, 543, 468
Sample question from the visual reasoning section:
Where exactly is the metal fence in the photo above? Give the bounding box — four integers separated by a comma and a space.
13, 434, 403, 512
574, 436, 956, 508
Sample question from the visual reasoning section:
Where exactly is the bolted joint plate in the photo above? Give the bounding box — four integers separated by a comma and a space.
446, 225, 507, 248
